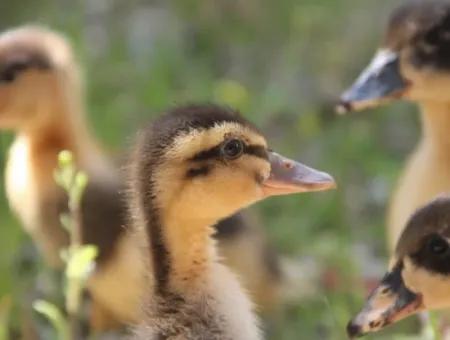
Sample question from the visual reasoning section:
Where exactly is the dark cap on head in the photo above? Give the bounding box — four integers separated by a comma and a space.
396, 196, 450, 257
147, 104, 257, 142
385, 0, 450, 69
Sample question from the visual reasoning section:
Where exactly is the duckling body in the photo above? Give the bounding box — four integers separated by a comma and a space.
388, 103, 450, 247
0, 26, 287, 330
5, 121, 119, 266
128, 105, 335, 339
0, 26, 140, 326
5, 128, 143, 326
339, 0, 450, 250
6, 133, 68, 267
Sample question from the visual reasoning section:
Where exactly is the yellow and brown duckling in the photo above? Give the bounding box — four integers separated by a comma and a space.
127, 104, 336, 339
347, 196, 450, 338
338, 0, 450, 250
0, 24, 140, 329
0, 25, 289, 329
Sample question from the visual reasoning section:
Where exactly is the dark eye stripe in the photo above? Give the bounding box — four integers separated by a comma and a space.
186, 166, 210, 178
245, 145, 268, 160
410, 234, 450, 275
189, 145, 222, 162
189, 144, 267, 162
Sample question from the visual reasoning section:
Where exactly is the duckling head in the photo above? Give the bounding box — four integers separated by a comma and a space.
0, 25, 77, 130
347, 196, 450, 338
338, 0, 450, 113
131, 104, 336, 223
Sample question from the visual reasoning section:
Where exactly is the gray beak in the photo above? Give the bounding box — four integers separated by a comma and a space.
347, 263, 423, 338
337, 50, 408, 113
262, 151, 336, 197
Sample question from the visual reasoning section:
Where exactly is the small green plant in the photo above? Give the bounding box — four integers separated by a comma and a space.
33, 150, 98, 340
421, 312, 439, 340
33, 300, 68, 340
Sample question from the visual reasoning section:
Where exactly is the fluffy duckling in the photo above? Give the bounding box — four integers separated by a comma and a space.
0, 25, 138, 328
0, 26, 286, 329
338, 0, 450, 249
128, 104, 336, 339
347, 196, 450, 338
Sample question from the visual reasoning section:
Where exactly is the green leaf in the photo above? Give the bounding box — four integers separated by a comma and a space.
71, 172, 88, 206
65, 245, 98, 281
58, 150, 73, 168
74, 172, 88, 192
33, 300, 68, 340
55, 150, 76, 191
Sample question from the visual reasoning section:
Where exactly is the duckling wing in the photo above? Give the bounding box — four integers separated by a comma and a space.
79, 177, 127, 265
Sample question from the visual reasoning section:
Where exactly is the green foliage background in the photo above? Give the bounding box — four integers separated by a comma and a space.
0, 0, 427, 339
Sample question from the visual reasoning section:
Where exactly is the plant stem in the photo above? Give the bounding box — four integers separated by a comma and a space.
66, 202, 83, 339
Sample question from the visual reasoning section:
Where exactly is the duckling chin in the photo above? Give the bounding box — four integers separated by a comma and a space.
128, 104, 336, 339
338, 0, 450, 250
347, 196, 450, 338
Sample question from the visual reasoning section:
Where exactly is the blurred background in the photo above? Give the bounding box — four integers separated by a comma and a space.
0, 0, 425, 339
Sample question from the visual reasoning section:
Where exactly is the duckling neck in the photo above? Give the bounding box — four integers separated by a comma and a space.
420, 101, 450, 152
17, 88, 109, 174
158, 212, 218, 294
144, 209, 260, 339
22, 118, 80, 157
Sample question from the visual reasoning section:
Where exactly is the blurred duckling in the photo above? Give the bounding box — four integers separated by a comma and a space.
0, 25, 138, 329
0, 25, 291, 329
127, 104, 336, 339
338, 0, 450, 250
347, 196, 450, 338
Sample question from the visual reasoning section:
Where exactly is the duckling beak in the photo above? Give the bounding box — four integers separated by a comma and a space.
347, 264, 423, 338
262, 151, 336, 197
337, 49, 408, 114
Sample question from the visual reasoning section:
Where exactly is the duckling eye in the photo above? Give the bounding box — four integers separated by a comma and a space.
427, 235, 449, 256
221, 139, 244, 160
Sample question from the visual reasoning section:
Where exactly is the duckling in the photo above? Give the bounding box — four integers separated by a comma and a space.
346, 196, 450, 338
0, 25, 288, 329
338, 0, 450, 250
0, 25, 138, 329
127, 104, 336, 339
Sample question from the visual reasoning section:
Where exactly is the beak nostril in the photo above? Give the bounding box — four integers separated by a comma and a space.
381, 287, 390, 295
283, 162, 294, 169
